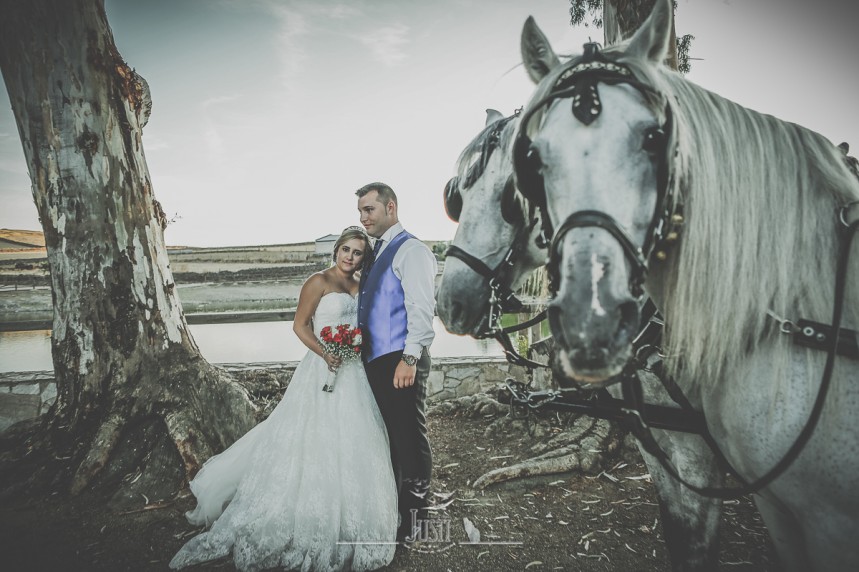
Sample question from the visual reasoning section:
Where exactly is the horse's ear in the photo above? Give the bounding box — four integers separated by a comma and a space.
625, 0, 673, 64
521, 16, 560, 84
485, 109, 504, 126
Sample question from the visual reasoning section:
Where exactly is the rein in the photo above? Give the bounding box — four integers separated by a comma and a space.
505, 202, 859, 501
445, 212, 550, 370
625, 215, 859, 499
443, 110, 550, 368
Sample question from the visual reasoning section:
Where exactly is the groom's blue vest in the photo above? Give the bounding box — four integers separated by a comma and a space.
358, 230, 414, 363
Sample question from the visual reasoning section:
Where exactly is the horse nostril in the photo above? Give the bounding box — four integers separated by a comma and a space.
616, 300, 641, 342
571, 345, 609, 367
450, 300, 464, 322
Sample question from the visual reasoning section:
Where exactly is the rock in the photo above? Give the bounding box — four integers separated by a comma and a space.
427, 370, 444, 396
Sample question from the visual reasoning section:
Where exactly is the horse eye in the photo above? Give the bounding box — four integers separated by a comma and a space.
643, 127, 665, 154
526, 147, 543, 171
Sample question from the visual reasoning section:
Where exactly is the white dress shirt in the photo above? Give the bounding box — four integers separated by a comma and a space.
374, 222, 437, 358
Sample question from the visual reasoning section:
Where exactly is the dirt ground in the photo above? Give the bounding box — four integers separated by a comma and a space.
0, 395, 776, 572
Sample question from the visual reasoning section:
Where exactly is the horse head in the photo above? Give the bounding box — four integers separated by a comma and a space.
437, 109, 545, 336
515, 0, 676, 386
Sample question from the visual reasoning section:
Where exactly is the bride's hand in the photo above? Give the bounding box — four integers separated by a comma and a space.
323, 353, 341, 371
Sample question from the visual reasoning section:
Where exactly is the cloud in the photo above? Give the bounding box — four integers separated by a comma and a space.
315, 3, 361, 20
142, 133, 170, 152
358, 23, 410, 67
201, 95, 239, 110
260, 1, 311, 86
200, 95, 240, 161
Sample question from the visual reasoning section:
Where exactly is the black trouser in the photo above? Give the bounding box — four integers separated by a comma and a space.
364, 348, 432, 516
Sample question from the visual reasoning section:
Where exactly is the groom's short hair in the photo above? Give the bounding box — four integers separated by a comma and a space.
355, 182, 398, 207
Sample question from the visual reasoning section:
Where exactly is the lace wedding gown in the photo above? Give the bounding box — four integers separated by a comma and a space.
170, 292, 397, 572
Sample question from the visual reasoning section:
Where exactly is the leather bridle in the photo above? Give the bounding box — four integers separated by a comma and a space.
513, 43, 683, 299
443, 111, 547, 343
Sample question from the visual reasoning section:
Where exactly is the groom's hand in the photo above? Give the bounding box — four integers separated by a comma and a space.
393, 361, 416, 389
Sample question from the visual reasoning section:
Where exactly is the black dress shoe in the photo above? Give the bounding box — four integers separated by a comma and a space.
396, 522, 411, 543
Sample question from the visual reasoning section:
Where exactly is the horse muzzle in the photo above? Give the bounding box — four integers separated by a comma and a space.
546, 238, 641, 387
437, 265, 492, 336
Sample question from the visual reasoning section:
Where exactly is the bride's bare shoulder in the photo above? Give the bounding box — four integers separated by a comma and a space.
300, 271, 331, 297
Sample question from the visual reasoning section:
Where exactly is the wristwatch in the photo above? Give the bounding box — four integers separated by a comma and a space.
400, 354, 418, 366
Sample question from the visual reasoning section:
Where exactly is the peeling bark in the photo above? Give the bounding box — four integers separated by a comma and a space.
0, 0, 256, 504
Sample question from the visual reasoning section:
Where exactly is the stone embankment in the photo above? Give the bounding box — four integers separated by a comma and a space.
0, 357, 532, 432
0, 261, 330, 288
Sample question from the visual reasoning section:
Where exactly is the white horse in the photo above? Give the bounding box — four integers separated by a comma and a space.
516, 0, 859, 569
437, 107, 725, 570
436, 109, 544, 336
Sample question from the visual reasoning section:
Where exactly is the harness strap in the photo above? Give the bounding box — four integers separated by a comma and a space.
793, 319, 859, 359
494, 331, 549, 370
624, 219, 859, 500
500, 309, 548, 335
445, 244, 495, 278
505, 380, 707, 434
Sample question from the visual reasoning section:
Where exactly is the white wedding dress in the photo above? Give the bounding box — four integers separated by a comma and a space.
170, 292, 397, 572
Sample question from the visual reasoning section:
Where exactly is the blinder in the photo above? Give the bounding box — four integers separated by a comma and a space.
443, 113, 515, 224
500, 175, 525, 226
443, 177, 462, 222
447, 173, 524, 227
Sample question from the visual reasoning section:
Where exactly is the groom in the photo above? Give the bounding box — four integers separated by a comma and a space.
355, 182, 437, 542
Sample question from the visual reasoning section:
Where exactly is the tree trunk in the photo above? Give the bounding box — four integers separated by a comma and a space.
0, 0, 257, 506
604, 0, 679, 70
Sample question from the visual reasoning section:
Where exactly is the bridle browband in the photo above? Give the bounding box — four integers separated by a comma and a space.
513, 43, 683, 298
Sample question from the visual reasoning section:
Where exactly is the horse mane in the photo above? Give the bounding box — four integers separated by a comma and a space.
615, 54, 859, 385
453, 113, 518, 194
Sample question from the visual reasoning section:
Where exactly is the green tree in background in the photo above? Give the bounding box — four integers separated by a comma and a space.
569, 0, 694, 72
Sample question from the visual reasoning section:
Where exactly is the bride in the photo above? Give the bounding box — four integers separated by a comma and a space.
170, 227, 397, 572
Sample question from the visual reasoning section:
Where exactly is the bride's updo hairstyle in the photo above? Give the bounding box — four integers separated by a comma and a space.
332, 226, 371, 264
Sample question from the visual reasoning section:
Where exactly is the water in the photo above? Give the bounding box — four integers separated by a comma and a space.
0, 318, 502, 373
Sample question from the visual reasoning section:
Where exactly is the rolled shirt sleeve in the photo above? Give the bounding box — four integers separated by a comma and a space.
392, 238, 438, 357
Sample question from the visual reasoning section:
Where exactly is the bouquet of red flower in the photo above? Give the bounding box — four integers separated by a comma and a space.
319, 324, 363, 392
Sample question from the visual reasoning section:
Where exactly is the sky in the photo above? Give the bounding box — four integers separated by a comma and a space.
1, 0, 857, 247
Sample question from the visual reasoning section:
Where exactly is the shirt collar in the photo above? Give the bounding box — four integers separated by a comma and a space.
379, 222, 404, 245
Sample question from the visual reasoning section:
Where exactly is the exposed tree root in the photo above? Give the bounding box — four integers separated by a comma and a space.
473, 419, 621, 489
430, 392, 626, 490
0, 361, 257, 507
473, 447, 583, 489
165, 411, 213, 482
70, 413, 123, 495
